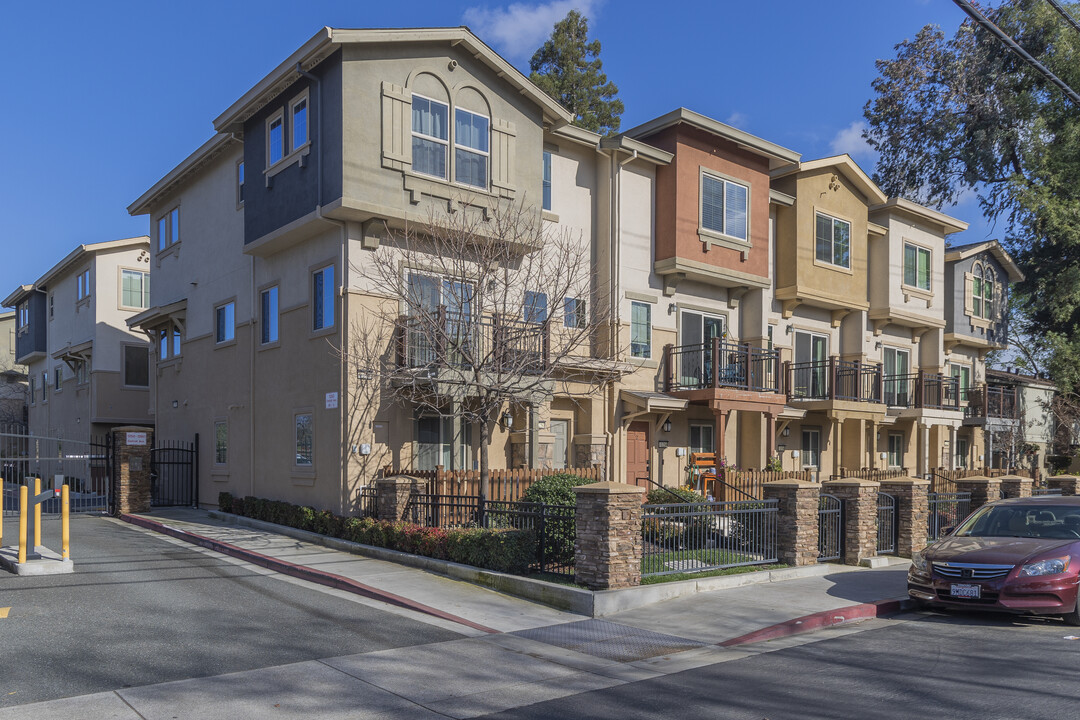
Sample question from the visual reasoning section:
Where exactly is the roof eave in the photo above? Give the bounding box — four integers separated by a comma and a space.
2, 285, 35, 309
599, 135, 673, 165
869, 197, 969, 235
128, 134, 237, 216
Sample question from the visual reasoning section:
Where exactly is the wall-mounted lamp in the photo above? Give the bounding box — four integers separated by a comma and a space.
668, 303, 677, 315
502, 412, 513, 429
538, 419, 546, 429
171, 400, 178, 408
657, 439, 669, 449
874, 341, 883, 350
786, 324, 794, 335
782, 427, 790, 437
662, 420, 672, 433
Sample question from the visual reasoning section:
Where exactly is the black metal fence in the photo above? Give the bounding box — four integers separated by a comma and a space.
1, 425, 112, 515
150, 437, 198, 507
664, 340, 782, 393
818, 494, 844, 562
357, 485, 378, 517
641, 499, 778, 577
927, 491, 971, 540
1033, 488, 1063, 496
877, 492, 897, 555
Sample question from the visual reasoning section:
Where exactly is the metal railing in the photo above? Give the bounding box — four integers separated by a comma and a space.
1033, 487, 1063, 496
964, 383, 1018, 420
928, 492, 971, 540
788, 359, 881, 403
1, 427, 112, 515
641, 499, 778, 577
663, 340, 782, 393
818, 494, 844, 562
395, 309, 549, 375
877, 492, 897, 555
357, 486, 378, 517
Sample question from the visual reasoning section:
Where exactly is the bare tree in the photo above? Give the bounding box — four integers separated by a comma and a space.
343, 198, 612, 500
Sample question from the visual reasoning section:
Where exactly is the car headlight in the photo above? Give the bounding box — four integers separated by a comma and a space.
1019, 557, 1071, 577
911, 551, 928, 573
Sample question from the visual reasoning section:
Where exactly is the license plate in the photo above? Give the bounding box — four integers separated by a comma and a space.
950, 583, 981, 599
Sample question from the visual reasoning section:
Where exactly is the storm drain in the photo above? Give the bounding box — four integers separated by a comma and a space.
512, 619, 705, 662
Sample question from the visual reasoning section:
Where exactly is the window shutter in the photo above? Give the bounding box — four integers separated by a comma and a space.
490, 118, 516, 198
381, 81, 412, 170
963, 272, 974, 315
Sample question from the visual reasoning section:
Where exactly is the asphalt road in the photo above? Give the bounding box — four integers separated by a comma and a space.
0, 515, 462, 708
480, 611, 1080, 720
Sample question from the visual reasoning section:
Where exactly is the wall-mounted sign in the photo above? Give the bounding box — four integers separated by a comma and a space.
325, 392, 339, 409
126, 432, 147, 446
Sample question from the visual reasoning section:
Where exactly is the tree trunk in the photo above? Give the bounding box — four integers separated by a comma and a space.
479, 410, 490, 502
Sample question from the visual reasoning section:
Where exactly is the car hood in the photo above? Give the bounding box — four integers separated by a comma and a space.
926, 535, 1076, 566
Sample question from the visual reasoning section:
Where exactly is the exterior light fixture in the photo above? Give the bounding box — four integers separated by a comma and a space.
502, 412, 513, 429
782, 427, 790, 437
662, 420, 672, 433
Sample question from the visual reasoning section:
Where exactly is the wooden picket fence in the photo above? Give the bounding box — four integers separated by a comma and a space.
929, 467, 1035, 493
706, 469, 815, 501
835, 468, 912, 482
383, 465, 605, 502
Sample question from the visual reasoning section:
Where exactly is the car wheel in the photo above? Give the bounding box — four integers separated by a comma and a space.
1062, 593, 1080, 627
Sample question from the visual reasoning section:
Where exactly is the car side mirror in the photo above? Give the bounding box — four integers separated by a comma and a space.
941, 527, 954, 536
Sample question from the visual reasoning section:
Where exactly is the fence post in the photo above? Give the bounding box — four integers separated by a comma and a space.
1045, 475, 1080, 496
953, 476, 1002, 511
192, 433, 200, 509
879, 478, 930, 558
998, 475, 1032, 499
763, 480, 820, 566
572, 481, 645, 590
111, 426, 154, 516
822, 478, 880, 565
376, 475, 418, 522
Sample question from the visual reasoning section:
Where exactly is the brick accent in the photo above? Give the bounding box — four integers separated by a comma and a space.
1047, 475, 1080, 496
112, 426, 153, 516
954, 476, 1002, 511
572, 482, 645, 590
998, 475, 1033, 499
376, 476, 420, 522
763, 480, 820, 567
822, 479, 880, 565
879, 478, 930, 558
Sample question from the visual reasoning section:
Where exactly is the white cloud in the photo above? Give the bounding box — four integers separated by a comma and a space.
829, 120, 876, 164
462, 1, 600, 64
725, 112, 748, 128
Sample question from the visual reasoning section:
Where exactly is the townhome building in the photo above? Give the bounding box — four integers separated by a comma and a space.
984, 368, 1056, 475
0, 310, 28, 428
2, 238, 154, 443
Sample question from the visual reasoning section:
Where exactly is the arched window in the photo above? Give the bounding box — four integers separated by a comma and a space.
981, 266, 994, 319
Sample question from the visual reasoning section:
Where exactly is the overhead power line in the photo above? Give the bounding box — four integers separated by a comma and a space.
1046, 0, 1080, 37
951, 0, 1080, 106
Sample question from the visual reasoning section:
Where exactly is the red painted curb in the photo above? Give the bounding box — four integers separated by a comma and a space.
718, 597, 912, 648
120, 513, 499, 634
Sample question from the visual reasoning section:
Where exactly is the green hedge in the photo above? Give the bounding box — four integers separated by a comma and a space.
520, 473, 598, 506
217, 492, 535, 574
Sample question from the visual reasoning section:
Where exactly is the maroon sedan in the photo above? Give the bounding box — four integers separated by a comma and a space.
908, 496, 1080, 624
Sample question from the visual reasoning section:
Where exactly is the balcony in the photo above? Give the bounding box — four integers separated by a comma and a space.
883, 373, 962, 411
394, 309, 549, 377
788, 359, 882, 404
663, 340, 782, 394
963, 383, 1019, 422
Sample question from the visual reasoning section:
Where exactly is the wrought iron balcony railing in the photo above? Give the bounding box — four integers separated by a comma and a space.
663, 340, 782, 393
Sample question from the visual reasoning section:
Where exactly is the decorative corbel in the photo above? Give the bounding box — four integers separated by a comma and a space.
662, 272, 685, 297
830, 309, 850, 328
781, 299, 801, 319
727, 287, 749, 310
871, 319, 889, 336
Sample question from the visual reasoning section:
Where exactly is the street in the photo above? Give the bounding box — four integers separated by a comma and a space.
0, 516, 462, 708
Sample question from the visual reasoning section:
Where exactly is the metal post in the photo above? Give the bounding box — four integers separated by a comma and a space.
33, 477, 41, 548
18, 485, 27, 564
62, 484, 70, 560
193, 433, 200, 509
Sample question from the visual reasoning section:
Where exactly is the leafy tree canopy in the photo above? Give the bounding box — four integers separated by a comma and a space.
863, 1, 1080, 390
529, 10, 624, 135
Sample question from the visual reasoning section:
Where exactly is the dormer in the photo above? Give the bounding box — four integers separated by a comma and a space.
944, 240, 1023, 352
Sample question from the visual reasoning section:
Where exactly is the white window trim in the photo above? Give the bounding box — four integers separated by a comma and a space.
117, 267, 151, 311
801, 427, 821, 469
888, 433, 905, 469
453, 106, 490, 190
214, 300, 237, 346
76, 268, 92, 305
120, 343, 150, 389
294, 410, 315, 469
814, 211, 853, 271
54, 365, 63, 393
266, 109, 286, 170
311, 263, 336, 335
214, 419, 229, 466
259, 284, 280, 348
289, 89, 310, 154
698, 168, 751, 252
630, 300, 652, 360
901, 241, 933, 294
411, 92, 450, 181
156, 207, 181, 257
236, 159, 245, 209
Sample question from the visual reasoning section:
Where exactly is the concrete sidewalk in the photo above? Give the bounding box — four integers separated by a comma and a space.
1, 509, 912, 719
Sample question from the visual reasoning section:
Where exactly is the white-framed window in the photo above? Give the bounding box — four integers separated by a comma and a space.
951, 363, 973, 403
801, 428, 821, 468
41, 371, 48, 403
261, 286, 279, 344
267, 110, 285, 167
123, 345, 149, 387
159, 326, 181, 361
903, 243, 931, 291
120, 269, 150, 309
815, 212, 851, 269
957, 437, 970, 469
295, 412, 313, 466
524, 291, 548, 324
700, 172, 749, 241
76, 359, 88, 385
690, 424, 715, 454
17, 302, 28, 330
454, 107, 489, 188
564, 297, 585, 328
972, 263, 996, 320
77, 269, 91, 302
290, 92, 309, 152
54, 365, 63, 392
630, 301, 651, 359
883, 347, 911, 406
542, 150, 552, 211
411, 94, 449, 179
888, 433, 904, 469
313, 266, 335, 331
157, 207, 180, 252
49, 294, 54, 320
236, 160, 245, 206
215, 420, 228, 465
215, 301, 236, 344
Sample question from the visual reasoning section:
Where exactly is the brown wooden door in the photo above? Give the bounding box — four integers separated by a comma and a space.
626, 421, 650, 487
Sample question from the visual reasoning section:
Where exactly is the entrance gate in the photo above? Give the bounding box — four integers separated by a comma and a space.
150, 436, 199, 507
1, 424, 113, 516
818, 493, 844, 562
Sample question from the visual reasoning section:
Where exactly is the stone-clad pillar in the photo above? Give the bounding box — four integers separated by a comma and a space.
1047, 475, 1080, 496
822, 478, 880, 565
954, 476, 1002, 511
762, 480, 820, 567
998, 475, 1033, 499
376, 476, 419, 522
879, 478, 930, 558
573, 482, 645, 590
111, 426, 153, 516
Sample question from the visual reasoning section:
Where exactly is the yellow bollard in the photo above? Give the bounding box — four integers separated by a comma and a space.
18, 485, 27, 564
61, 485, 70, 560
33, 478, 41, 549
1, 478, 4, 546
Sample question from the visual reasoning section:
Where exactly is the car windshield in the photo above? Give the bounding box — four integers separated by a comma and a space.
955, 504, 1080, 540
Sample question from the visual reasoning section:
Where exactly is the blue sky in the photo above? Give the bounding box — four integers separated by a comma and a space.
0, 0, 991, 298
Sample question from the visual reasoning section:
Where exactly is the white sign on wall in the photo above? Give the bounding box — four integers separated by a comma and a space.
325, 392, 339, 409
126, 432, 148, 446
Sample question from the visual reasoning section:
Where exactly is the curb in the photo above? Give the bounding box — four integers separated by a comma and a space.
120, 513, 500, 634
719, 597, 915, 648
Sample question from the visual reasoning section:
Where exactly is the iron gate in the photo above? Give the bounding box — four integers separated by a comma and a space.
877, 492, 897, 555
1, 424, 113, 515
818, 493, 844, 562
150, 435, 198, 507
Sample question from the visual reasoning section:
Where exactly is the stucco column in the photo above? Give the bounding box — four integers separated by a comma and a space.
572, 482, 645, 590
879, 478, 930, 558
954, 476, 1002, 512
763, 480, 820, 566
111, 426, 153, 516
822, 478, 880, 565
765, 412, 776, 463
999, 475, 1032, 499
918, 423, 930, 477
1047, 475, 1080, 496
949, 426, 958, 470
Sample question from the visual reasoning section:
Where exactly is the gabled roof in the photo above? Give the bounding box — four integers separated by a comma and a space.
623, 107, 800, 171
771, 154, 888, 205
212, 27, 575, 135
869, 197, 969, 236
128, 134, 237, 217
3, 237, 150, 308
945, 240, 1025, 282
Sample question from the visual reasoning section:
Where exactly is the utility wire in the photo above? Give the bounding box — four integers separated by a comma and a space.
1046, 0, 1080, 37
951, 0, 1080, 106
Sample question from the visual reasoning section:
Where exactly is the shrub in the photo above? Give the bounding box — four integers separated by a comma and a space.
218, 492, 233, 513
646, 486, 705, 506
232, 496, 247, 516
521, 473, 598, 506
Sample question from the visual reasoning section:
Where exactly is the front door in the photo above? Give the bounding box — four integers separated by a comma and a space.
626, 421, 650, 487
551, 419, 569, 470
